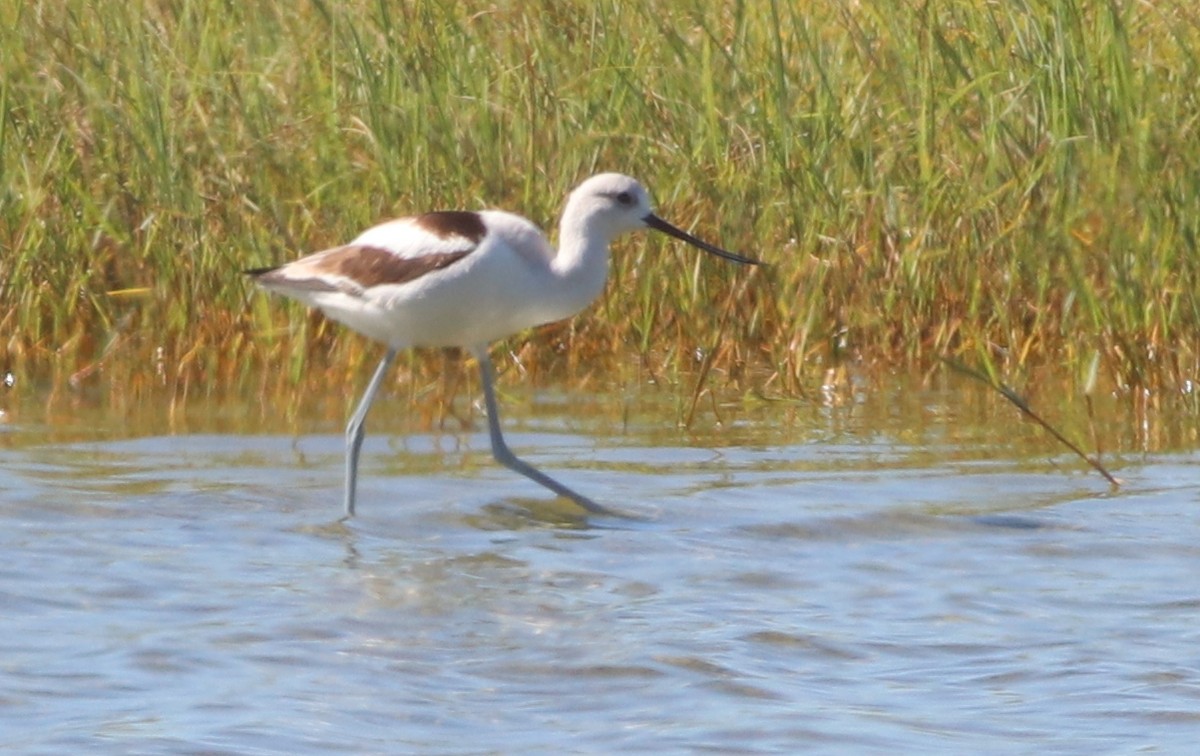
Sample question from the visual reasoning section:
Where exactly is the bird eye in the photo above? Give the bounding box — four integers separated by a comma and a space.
614, 191, 634, 206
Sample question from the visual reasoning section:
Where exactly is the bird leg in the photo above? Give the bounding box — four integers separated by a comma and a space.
343, 348, 397, 518
472, 347, 616, 517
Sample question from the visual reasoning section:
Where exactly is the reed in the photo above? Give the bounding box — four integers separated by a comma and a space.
2, 0, 1197, 409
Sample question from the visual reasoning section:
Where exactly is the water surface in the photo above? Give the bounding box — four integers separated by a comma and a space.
2, 380, 1198, 753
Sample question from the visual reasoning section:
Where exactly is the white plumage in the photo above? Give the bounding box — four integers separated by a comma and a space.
249, 173, 760, 517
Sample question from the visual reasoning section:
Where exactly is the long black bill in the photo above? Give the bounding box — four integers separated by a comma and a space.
643, 213, 763, 266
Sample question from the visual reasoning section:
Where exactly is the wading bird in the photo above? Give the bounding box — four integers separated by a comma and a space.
248, 173, 760, 518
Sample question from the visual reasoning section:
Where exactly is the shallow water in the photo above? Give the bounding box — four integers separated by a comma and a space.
2, 380, 1199, 753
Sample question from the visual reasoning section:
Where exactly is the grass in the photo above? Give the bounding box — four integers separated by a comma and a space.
2, 0, 1199, 416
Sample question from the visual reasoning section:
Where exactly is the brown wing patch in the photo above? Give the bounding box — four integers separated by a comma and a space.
413, 211, 488, 243
253, 245, 472, 293
321, 245, 472, 288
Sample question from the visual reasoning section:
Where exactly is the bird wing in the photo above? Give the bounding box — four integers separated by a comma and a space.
250, 212, 486, 296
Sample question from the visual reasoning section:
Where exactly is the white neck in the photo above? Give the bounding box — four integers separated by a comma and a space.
542, 198, 613, 321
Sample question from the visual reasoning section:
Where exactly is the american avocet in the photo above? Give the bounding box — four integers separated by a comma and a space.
248, 173, 761, 518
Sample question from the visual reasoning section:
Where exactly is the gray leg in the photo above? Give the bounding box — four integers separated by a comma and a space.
344, 349, 397, 518
472, 347, 615, 516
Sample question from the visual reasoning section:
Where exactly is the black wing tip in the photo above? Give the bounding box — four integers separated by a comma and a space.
244, 265, 279, 278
